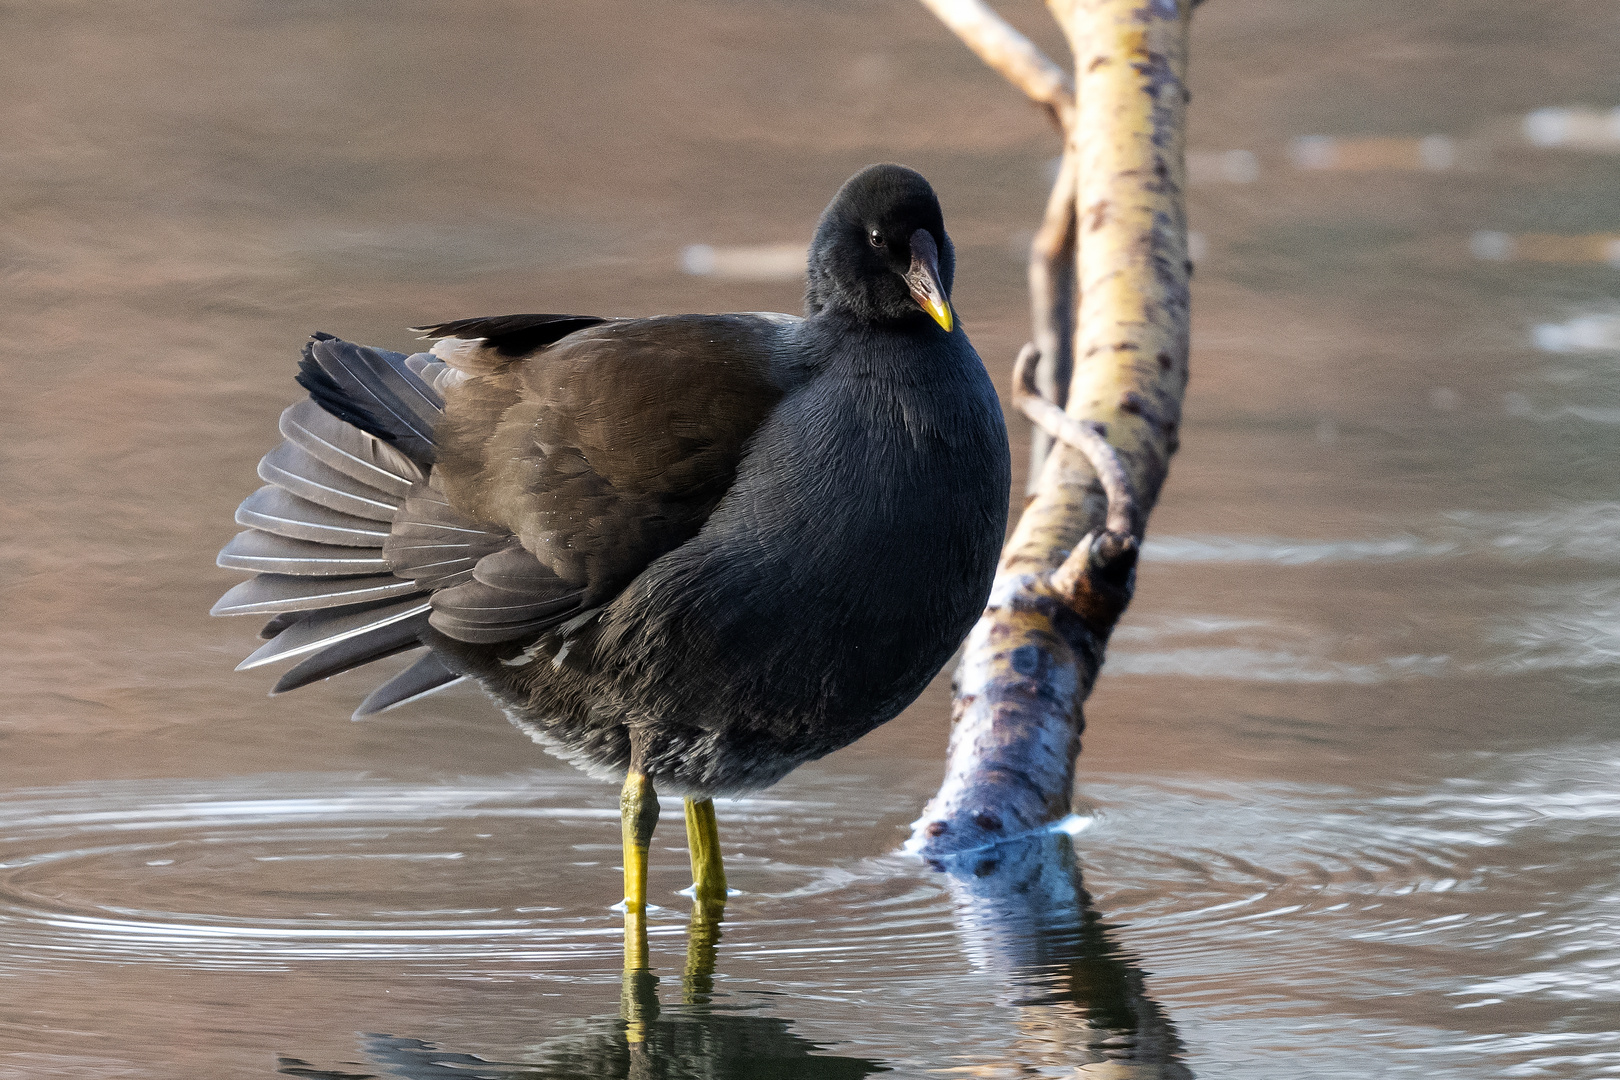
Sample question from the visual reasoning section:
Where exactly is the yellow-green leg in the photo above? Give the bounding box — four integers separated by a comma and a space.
620, 770, 659, 975
682, 797, 726, 1004
683, 797, 727, 911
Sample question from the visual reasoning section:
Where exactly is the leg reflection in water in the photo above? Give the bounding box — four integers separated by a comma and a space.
294, 905, 883, 1080
280, 830, 1185, 1078
934, 828, 1194, 1078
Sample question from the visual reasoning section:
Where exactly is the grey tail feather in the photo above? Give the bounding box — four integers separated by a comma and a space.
236, 597, 432, 670
352, 652, 465, 719
221, 530, 392, 578
236, 485, 391, 547
270, 614, 430, 695
279, 398, 424, 499
257, 440, 402, 521
295, 335, 444, 465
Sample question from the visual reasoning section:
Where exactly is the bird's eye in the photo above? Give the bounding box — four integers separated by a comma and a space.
868, 229, 885, 248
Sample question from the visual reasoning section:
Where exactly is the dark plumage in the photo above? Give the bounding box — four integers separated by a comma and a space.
214, 163, 1011, 801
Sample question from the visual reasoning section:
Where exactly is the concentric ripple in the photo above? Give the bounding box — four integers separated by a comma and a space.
0, 772, 950, 977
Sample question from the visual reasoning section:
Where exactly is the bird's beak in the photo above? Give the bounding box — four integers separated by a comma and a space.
904, 229, 954, 333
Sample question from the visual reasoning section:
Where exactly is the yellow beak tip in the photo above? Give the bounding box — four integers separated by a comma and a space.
928, 302, 954, 333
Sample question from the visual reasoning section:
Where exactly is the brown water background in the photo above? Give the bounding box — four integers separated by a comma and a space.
3, 1, 1619, 1076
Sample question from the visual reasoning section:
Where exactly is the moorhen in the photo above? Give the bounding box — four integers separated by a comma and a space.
213, 163, 1011, 923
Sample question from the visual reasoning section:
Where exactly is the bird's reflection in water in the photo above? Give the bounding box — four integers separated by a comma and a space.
279, 910, 883, 1080
936, 829, 1194, 1078
281, 833, 1186, 1079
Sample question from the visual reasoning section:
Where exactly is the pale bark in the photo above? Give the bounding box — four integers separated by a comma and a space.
912, 0, 1192, 856
915, 0, 1076, 130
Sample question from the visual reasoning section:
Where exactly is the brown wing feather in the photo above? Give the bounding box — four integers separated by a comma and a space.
432, 314, 786, 609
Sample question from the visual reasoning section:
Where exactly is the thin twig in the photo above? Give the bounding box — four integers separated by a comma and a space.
916, 0, 1076, 130
1012, 344, 1138, 537
1024, 147, 1078, 488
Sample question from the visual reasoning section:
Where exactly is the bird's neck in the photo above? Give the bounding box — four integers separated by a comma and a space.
801, 306, 955, 372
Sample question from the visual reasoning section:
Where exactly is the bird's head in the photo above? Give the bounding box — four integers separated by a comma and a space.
806, 164, 955, 333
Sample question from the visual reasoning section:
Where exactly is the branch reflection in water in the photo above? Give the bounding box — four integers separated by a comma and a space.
936, 829, 1192, 1078
279, 833, 1188, 1079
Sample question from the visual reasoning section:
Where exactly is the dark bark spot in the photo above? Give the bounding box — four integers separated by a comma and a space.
1120, 390, 1147, 415
974, 859, 1001, 877
926, 859, 945, 872
973, 810, 1004, 832
1085, 200, 1110, 233
1157, 352, 1173, 370
1048, 602, 1101, 659
1088, 56, 1108, 72
1009, 645, 1041, 676
925, 821, 949, 837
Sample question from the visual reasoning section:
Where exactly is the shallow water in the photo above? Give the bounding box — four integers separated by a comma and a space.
4, 1, 1620, 1076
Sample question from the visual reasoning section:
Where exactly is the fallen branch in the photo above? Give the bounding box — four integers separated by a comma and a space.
912, 0, 1192, 857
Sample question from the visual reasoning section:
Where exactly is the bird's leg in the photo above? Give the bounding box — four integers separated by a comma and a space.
683, 797, 728, 912
681, 797, 726, 1005
620, 769, 660, 972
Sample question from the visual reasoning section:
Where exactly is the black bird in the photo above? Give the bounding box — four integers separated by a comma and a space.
212, 164, 1011, 925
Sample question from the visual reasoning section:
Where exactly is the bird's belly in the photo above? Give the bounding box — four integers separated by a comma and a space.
601, 451, 994, 791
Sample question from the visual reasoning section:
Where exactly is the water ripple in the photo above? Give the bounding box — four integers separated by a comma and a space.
0, 774, 954, 978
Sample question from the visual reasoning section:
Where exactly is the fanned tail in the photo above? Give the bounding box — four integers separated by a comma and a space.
213, 336, 502, 715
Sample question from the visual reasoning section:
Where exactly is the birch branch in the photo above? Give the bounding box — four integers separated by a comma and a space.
915, 0, 1076, 129
1024, 148, 1079, 488
912, 0, 1192, 857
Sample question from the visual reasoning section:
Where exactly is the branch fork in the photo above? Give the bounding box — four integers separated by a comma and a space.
1012, 342, 1140, 630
